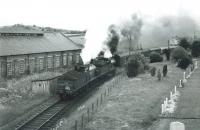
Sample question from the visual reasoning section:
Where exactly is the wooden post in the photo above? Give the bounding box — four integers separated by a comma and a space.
75, 120, 78, 130
101, 94, 103, 104
81, 114, 84, 129
92, 103, 94, 113
87, 108, 90, 122
97, 98, 99, 109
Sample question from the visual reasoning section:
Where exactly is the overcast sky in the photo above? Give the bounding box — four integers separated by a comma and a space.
0, 0, 200, 62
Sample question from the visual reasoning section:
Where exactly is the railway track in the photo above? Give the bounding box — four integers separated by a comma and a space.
15, 100, 70, 130
15, 70, 124, 130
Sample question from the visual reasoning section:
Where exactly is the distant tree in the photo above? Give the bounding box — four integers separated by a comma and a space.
179, 38, 190, 50
171, 47, 192, 69
121, 14, 143, 52
149, 52, 163, 63
127, 53, 147, 77
192, 40, 200, 57
171, 46, 189, 62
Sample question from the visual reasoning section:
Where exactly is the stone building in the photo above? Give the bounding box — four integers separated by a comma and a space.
0, 25, 85, 79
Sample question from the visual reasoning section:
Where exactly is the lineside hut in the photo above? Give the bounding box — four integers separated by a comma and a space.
0, 25, 86, 79
31, 74, 61, 95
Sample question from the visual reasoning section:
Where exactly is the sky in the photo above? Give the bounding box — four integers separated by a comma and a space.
0, 0, 200, 62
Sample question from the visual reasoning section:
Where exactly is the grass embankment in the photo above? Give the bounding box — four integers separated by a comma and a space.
0, 72, 61, 127
85, 62, 184, 130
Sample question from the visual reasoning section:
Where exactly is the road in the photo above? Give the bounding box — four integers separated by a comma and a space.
148, 66, 200, 130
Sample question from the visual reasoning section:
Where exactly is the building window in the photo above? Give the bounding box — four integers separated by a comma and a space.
29, 58, 35, 73
63, 54, 67, 66
76, 54, 80, 63
68, 53, 73, 65
55, 55, 60, 68
7, 62, 12, 76
19, 60, 25, 74
39, 58, 44, 70
47, 56, 53, 68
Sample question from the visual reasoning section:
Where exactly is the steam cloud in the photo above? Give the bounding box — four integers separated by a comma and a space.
140, 14, 199, 48
81, 13, 199, 63
105, 25, 120, 55
120, 14, 143, 51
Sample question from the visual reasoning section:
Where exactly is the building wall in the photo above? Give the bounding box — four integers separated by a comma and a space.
0, 49, 82, 79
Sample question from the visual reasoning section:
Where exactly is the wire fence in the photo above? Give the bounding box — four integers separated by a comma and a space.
50, 71, 128, 130
73, 72, 127, 130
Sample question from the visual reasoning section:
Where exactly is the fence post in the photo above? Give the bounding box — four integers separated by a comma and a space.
81, 114, 84, 129
75, 120, 78, 130
101, 94, 103, 105
97, 98, 99, 110
87, 108, 90, 122
92, 103, 94, 113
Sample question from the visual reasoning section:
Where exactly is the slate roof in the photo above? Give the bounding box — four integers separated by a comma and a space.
0, 32, 84, 56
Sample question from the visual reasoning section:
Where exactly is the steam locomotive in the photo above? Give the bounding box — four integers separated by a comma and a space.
55, 46, 176, 99
56, 56, 116, 99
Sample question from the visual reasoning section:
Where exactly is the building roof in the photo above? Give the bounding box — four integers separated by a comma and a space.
0, 32, 83, 56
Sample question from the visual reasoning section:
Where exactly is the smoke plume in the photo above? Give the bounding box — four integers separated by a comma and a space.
140, 14, 199, 48
105, 24, 120, 55
120, 14, 143, 51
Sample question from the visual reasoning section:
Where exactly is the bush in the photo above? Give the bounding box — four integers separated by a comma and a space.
171, 46, 192, 69
162, 65, 168, 77
149, 52, 163, 63
157, 69, 162, 81
192, 40, 200, 57
127, 53, 147, 77
179, 37, 190, 50
171, 46, 188, 62
177, 57, 192, 69
150, 67, 156, 76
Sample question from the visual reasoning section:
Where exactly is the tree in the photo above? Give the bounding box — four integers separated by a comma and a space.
171, 46, 192, 69
149, 52, 163, 63
121, 14, 143, 53
127, 53, 146, 77
192, 40, 200, 57
171, 46, 189, 62
179, 38, 190, 50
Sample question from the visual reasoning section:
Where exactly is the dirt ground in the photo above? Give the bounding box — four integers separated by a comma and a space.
0, 72, 60, 128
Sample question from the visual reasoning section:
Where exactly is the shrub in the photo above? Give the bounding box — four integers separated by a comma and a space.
171, 46, 192, 69
150, 67, 156, 76
149, 52, 163, 63
162, 65, 168, 77
179, 37, 190, 50
127, 53, 147, 77
157, 69, 162, 81
171, 46, 189, 62
177, 57, 192, 69
192, 40, 200, 57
